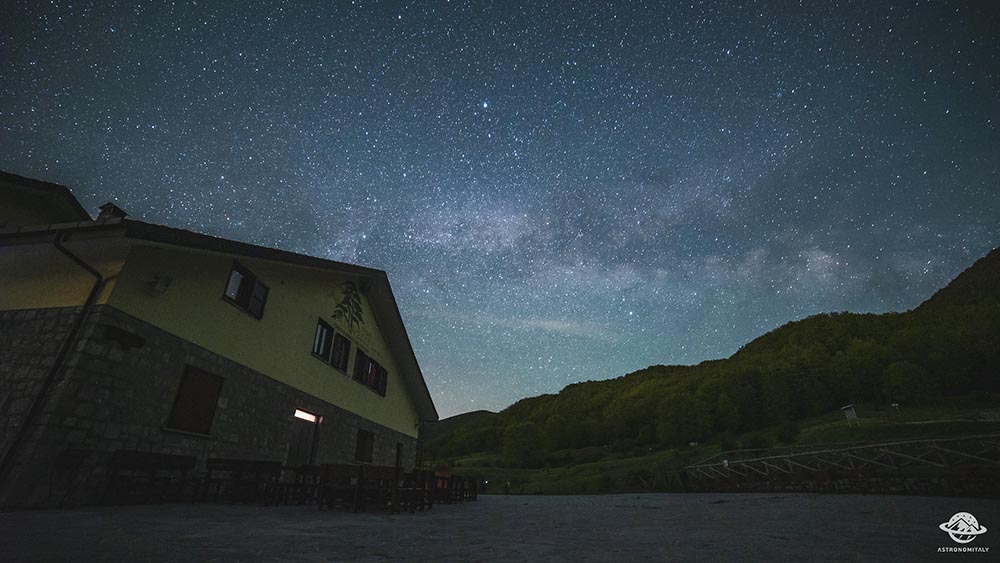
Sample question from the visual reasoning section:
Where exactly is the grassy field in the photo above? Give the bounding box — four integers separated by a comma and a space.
425, 401, 1000, 495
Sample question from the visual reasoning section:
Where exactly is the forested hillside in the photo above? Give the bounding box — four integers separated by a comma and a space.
424, 248, 1000, 467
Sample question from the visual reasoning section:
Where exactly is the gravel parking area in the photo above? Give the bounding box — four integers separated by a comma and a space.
2, 493, 996, 562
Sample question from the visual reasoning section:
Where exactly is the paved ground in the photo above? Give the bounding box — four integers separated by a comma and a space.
1, 493, 997, 562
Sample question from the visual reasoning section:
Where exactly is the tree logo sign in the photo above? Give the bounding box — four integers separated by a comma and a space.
332, 281, 365, 330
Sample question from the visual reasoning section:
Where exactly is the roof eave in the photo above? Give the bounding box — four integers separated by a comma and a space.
0, 171, 92, 222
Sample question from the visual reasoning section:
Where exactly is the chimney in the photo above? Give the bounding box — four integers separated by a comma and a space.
97, 202, 128, 221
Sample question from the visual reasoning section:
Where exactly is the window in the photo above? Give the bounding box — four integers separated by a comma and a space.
312, 319, 352, 372
352, 349, 388, 396
353, 349, 369, 384
331, 333, 351, 372
165, 366, 224, 435
355, 429, 374, 463
223, 261, 268, 318
368, 364, 388, 396
376, 366, 388, 396
312, 320, 333, 361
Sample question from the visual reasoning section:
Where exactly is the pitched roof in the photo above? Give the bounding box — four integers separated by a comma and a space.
0, 175, 439, 422
0, 171, 92, 223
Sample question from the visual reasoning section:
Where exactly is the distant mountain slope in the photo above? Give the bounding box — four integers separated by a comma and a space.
423, 410, 496, 441
425, 248, 1000, 465
918, 248, 1000, 310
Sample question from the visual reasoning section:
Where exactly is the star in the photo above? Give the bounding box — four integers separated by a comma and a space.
1, 1, 997, 417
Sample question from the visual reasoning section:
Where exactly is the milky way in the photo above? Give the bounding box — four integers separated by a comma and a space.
2, 1, 998, 417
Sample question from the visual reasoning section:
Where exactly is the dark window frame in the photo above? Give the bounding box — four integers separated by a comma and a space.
353, 348, 369, 384
354, 429, 375, 463
330, 332, 351, 373
376, 366, 388, 396
164, 366, 224, 435
223, 261, 268, 319
312, 319, 334, 362
351, 347, 388, 397
311, 319, 353, 374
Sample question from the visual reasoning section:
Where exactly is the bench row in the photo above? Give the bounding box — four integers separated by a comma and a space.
102, 450, 479, 512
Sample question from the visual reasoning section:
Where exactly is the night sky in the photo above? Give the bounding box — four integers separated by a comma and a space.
2, 1, 998, 418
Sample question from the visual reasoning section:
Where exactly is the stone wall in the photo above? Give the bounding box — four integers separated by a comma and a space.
0, 307, 80, 466
0, 305, 418, 507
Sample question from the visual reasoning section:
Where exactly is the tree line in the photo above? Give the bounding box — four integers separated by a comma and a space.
424, 249, 1000, 468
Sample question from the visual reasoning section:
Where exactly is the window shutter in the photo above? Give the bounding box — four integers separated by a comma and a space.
353, 349, 369, 383
331, 333, 351, 372
166, 367, 224, 434
223, 262, 268, 319
248, 280, 268, 318
313, 321, 333, 361
377, 366, 388, 396
224, 269, 244, 301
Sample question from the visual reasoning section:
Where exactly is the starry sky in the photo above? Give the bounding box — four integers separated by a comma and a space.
2, 1, 998, 418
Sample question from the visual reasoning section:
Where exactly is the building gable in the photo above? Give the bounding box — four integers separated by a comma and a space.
107, 240, 434, 434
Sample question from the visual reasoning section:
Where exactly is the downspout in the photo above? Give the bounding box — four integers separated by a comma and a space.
416, 420, 425, 469
0, 231, 105, 484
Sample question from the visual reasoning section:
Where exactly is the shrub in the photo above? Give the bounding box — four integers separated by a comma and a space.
716, 432, 738, 452
740, 431, 771, 450
776, 421, 800, 444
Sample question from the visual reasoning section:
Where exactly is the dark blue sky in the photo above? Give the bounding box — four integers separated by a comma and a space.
3, 1, 998, 417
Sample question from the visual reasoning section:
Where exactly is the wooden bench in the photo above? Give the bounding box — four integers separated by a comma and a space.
466, 477, 479, 501
267, 465, 323, 505
104, 450, 196, 504
431, 472, 455, 505
202, 458, 282, 503
315, 465, 442, 513
316, 463, 363, 511
356, 464, 399, 512
452, 476, 467, 503
398, 470, 434, 512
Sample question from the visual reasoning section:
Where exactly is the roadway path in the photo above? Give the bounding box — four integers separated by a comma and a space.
2, 493, 996, 561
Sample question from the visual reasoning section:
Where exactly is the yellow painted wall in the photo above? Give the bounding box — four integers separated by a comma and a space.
0, 237, 125, 310
107, 244, 420, 437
